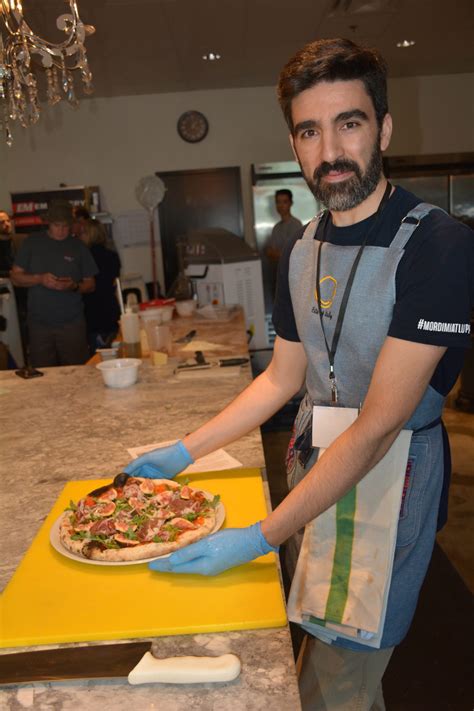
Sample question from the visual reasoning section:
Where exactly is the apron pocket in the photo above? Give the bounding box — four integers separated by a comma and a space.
396, 436, 431, 548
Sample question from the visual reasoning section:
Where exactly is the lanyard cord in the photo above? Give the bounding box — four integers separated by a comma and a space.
315, 181, 392, 402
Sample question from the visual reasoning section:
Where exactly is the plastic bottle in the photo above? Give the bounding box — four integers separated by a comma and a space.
121, 307, 141, 358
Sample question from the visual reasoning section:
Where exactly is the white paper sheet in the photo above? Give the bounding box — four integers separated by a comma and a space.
113, 210, 151, 248
127, 440, 242, 474
180, 340, 223, 352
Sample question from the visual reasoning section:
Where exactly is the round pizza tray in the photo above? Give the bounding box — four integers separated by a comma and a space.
49, 497, 226, 567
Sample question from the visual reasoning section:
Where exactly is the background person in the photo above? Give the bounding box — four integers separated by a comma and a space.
0, 209, 29, 358
79, 219, 121, 355
265, 189, 302, 297
10, 200, 97, 367
0, 210, 14, 277
72, 205, 91, 241
266, 189, 303, 262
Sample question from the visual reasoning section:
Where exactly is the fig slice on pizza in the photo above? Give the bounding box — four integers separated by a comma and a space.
58, 476, 221, 562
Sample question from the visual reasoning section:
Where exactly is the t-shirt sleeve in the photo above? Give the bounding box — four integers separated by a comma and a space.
272, 227, 305, 342
389, 213, 473, 347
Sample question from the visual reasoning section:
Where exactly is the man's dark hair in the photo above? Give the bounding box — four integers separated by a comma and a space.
278, 38, 388, 132
46, 199, 73, 225
275, 189, 293, 201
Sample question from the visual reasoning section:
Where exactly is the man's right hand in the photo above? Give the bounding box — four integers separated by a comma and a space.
123, 440, 194, 479
40, 274, 76, 291
40, 273, 62, 289
266, 246, 281, 262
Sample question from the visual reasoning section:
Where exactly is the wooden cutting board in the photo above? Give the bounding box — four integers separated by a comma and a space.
1, 469, 287, 648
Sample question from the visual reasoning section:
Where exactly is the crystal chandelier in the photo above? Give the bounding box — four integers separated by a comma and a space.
0, 1, 95, 146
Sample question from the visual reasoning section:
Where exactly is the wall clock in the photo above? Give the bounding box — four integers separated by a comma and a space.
177, 110, 209, 143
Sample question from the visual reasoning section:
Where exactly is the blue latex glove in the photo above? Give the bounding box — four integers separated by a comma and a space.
149, 522, 278, 576
123, 440, 193, 479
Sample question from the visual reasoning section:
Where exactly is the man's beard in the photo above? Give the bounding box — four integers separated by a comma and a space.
306, 138, 383, 212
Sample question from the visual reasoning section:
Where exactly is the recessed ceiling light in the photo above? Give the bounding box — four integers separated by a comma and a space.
202, 52, 221, 61
396, 40, 415, 48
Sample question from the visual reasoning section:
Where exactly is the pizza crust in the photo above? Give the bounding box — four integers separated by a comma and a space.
59, 478, 218, 563
59, 516, 85, 556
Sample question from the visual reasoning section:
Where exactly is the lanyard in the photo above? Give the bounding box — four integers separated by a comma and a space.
315, 181, 392, 404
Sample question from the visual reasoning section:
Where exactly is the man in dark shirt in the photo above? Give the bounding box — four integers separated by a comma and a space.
0, 210, 14, 277
266, 190, 302, 297
10, 200, 97, 367
266, 190, 303, 261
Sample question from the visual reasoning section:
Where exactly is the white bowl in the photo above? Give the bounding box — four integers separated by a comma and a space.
176, 299, 197, 317
96, 358, 141, 388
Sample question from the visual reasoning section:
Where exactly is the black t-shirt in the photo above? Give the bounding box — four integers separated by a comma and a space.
14, 231, 98, 327
0, 237, 14, 277
273, 186, 474, 396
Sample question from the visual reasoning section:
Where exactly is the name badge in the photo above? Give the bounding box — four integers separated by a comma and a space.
312, 405, 359, 448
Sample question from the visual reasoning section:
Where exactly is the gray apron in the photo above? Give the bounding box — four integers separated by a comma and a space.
286, 202, 445, 650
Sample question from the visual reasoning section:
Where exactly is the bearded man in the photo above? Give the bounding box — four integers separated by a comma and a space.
121, 39, 473, 710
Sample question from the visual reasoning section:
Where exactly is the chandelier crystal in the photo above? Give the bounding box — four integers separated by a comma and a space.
0, 1, 95, 146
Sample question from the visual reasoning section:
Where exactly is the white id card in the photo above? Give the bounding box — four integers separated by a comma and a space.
312, 405, 359, 448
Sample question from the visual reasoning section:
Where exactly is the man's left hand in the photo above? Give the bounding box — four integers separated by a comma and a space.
149, 522, 278, 576
55, 276, 76, 291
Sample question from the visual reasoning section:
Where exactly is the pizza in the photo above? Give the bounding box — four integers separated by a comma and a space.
59, 476, 219, 562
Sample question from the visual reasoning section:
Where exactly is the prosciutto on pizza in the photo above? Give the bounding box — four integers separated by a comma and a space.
59, 476, 219, 562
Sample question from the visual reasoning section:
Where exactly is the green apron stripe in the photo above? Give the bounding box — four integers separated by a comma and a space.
307, 616, 327, 628
324, 487, 357, 623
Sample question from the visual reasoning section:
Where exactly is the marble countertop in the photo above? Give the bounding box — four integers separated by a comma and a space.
0, 311, 301, 709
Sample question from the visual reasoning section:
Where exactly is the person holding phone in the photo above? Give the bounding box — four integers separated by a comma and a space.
10, 200, 97, 367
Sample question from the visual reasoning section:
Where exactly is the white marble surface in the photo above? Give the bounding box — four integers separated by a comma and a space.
0, 313, 301, 709
2, 631, 297, 710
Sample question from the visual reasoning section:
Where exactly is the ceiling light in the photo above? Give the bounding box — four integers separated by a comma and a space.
396, 40, 415, 48
0, 1, 94, 146
202, 52, 221, 61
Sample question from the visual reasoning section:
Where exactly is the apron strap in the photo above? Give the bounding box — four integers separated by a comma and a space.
410, 416, 450, 532
389, 203, 451, 530
390, 202, 446, 251
412, 416, 442, 433
301, 210, 326, 241
437, 420, 452, 531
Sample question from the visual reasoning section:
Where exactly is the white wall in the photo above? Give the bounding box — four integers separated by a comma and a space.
2, 85, 291, 246
388, 73, 474, 155
2, 72, 473, 235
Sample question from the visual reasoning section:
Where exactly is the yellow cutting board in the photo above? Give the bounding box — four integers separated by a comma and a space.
1, 469, 287, 648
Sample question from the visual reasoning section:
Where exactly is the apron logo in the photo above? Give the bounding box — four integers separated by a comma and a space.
314, 275, 337, 309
